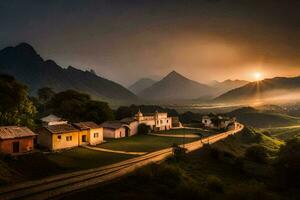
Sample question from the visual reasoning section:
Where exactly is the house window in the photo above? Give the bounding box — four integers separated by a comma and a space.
94, 132, 99, 138
57, 135, 61, 140
160, 120, 163, 124
167, 120, 168, 123
66, 136, 72, 141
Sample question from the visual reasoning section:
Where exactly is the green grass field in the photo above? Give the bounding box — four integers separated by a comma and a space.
156, 128, 216, 136
47, 147, 135, 170
263, 127, 300, 141
99, 134, 199, 152
230, 108, 300, 128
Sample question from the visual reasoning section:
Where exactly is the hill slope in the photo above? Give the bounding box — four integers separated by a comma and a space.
228, 107, 300, 128
210, 79, 249, 95
0, 43, 138, 104
138, 71, 214, 100
129, 78, 156, 94
215, 76, 300, 103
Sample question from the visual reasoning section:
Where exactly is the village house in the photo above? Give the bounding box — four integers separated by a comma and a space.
0, 126, 36, 155
202, 114, 236, 130
134, 110, 172, 131
38, 114, 104, 150
37, 122, 81, 150
101, 121, 128, 139
72, 121, 103, 146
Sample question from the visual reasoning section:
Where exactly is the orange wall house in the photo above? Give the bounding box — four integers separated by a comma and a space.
0, 126, 36, 155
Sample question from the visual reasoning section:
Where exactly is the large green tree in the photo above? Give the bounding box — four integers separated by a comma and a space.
0, 74, 36, 127
37, 87, 55, 104
47, 90, 114, 123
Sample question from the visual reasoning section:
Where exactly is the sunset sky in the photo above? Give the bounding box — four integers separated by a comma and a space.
0, 0, 299, 86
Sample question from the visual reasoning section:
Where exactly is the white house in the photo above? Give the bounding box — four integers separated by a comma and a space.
134, 110, 172, 131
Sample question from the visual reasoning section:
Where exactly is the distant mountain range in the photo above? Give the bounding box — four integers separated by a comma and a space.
210, 79, 249, 95
0, 43, 138, 104
129, 78, 156, 94
138, 71, 215, 100
215, 76, 300, 102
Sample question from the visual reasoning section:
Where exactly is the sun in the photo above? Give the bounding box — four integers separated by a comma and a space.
254, 72, 262, 81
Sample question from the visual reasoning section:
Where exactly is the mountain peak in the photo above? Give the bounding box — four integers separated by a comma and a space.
15, 42, 37, 55
165, 70, 186, 80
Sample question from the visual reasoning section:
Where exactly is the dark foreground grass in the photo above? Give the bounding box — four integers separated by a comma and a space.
0, 147, 135, 184
47, 147, 135, 170
99, 134, 199, 152
62, 127, 299, 200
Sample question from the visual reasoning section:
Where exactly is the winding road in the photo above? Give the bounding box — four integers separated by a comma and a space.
0, 124, 243, 200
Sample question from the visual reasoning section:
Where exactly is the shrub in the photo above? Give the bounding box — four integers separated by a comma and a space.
205, 175, 224, 193
245, 145, 268, 163
275, 138, 300, 188
225, 182, 279, 200
138, 123, 151, 134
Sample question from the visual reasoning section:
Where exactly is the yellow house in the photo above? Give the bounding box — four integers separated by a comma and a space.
37, 123, 81, 151
72, 122, 103, 146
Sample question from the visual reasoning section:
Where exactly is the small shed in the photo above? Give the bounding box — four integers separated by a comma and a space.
0, 126, 36, 155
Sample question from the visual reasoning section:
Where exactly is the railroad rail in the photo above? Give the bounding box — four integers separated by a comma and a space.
0, 124, 243, 200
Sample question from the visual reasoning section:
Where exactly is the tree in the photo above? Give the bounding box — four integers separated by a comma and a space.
37, 87, 55, 103
47, 90, 114, 123
245, 145, 268, 163
275, 138, 300, 188
138, 123, 151, 134
84, 100, 114, 123
0, 74, 36, 127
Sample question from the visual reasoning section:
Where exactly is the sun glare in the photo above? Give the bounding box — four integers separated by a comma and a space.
254, 72, 262, 81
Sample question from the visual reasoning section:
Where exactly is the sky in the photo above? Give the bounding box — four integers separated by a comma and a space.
0, 0, 299, 86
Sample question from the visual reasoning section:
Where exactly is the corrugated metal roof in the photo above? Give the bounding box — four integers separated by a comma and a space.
101, 121, 124, 129
73, 121, 102, 130
120, 117, 137, 124
0, 126, 36, 140
45, 124, 78, 134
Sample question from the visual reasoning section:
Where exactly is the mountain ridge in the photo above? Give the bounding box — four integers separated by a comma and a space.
0, 43, 138, 104
215, 76, 300, 103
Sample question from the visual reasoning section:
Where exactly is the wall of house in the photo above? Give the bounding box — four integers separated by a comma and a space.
52, 131, 80, 150
89, 128, 103, 145
103, 127, 126, 139
37, 128, 52, 150
155, 117, 172, 131
0, 137, 34, 154
78, 130, 89, 146
128, 121, 139, 136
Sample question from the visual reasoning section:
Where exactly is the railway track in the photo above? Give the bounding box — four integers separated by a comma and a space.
0, 124, 243, 200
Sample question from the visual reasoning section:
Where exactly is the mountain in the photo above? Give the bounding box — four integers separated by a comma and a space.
0, 43, 138, 104
129, 78, 156, 94
138, 71, 214, 100
215, 76, 300, 103
210, 79, 249, 95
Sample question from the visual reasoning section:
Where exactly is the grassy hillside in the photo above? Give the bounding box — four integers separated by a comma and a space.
228, 107, 300, 128
63, 127, 300, 200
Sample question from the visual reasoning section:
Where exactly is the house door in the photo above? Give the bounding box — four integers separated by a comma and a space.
82, 135, 87, 143
12, 142, 20, 153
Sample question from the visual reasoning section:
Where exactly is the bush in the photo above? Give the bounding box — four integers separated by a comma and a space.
225, 182, 279, 200
205, 175, 224, 193
172, 143, 187, 161
133, 163, 184, 187
275, 138, 300, 188
245, 145, 268, 164
138, 123, 151, 134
